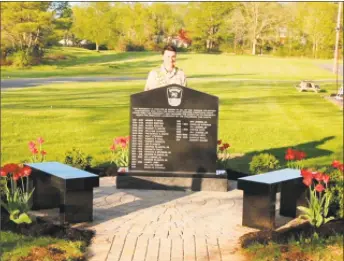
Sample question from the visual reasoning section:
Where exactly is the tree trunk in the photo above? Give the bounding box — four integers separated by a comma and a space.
96, 41, 99, 52
252, 38, 257, 55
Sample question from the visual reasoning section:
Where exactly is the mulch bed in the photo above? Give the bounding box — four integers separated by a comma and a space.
0, 209, 95, 246
240, 219, 344, 248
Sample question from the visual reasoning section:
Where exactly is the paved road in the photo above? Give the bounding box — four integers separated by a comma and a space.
0, 76, 145, 89
1, 75, 341, 90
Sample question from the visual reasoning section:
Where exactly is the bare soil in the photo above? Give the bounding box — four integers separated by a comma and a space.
1, 209, 95, 245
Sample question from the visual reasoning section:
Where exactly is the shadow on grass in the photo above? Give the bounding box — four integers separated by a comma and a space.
45, 51, 157, 67
228, 136, 335, 174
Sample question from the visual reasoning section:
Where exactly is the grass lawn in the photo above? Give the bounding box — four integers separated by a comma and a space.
1, 78, 342, 173
0, 231, 85, 261
1, 47, 342, 80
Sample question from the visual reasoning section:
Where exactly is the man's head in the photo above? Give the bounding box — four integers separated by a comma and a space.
162, 45, 177, 72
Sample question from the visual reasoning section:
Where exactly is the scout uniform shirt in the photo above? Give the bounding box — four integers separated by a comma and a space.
144, 65, 187, 91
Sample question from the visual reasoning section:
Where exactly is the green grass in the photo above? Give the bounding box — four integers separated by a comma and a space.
243, 233, 343, 261
0, 231, 85, 261
1, 47, 342, 80
1, 79, 342, 173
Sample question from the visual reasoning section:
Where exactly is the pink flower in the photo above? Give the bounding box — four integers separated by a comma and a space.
110, 144, 116, 151
28, 141, 36, 150
37, 137, 44, 144
40, 150, 47, 156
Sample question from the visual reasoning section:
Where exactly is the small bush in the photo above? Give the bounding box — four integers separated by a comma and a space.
327, 168, 344, 219
11, 51, 31, 67
64, 147, 92, 170
249, 153, 280, 174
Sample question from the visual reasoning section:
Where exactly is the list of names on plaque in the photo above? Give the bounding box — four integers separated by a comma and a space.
131, 118, 172, 170
131, 107, 216, 170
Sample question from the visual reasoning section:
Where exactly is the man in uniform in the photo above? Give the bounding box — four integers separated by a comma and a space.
144, 45, 187, 91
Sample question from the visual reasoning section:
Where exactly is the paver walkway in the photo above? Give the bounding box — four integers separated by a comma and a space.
32, 177, 294, 261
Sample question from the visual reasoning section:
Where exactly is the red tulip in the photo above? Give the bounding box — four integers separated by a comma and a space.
301, 169, 313, 180
339, 164, 344, 172
332, 160, 341, 168
285, 154, 295, 161
217, 140, 222, 145
3, 163, 20, 174
37, 137, 44, 144
286, 148, 293, 155
303, 178, 313, 187
315, 184, 325, 193
313, 172, 323, 182
223, 143, 230, 149
295, 151, 306, 160
110, 144, 116, 151
12, 174, 20, 181
41, 150, 47, 156
21, 166, 32, 177
0, 168, 7, 177
322, 174, 330, 184
219, 146, 225, 152
31, 148, 39, 154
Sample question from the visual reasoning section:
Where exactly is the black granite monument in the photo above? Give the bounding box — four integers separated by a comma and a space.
116, 84, 228, 191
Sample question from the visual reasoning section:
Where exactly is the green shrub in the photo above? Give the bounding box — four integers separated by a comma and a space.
11, 51, 30, 67
249, 153, 280, 174
64, 147, 93, 170
327, 168, 344, 219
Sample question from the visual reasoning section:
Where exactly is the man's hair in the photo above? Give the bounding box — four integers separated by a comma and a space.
162, 45, 177, 55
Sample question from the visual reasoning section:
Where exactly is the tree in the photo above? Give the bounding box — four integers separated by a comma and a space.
221, 6, 247, 53
72, 2, 113, 51
241, 2, 283, 55
184, 2, 233, 52
51, 2, 74, 46
1, 2, 53, 65
298, 2, 337, 58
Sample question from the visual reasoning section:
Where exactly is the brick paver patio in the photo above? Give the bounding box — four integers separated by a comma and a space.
32, 177, 294, 261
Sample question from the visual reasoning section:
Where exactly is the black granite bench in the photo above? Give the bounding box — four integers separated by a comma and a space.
237, 168, 306, 230
25, 162, 99, 224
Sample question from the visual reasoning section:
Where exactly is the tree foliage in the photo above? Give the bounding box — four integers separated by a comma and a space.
1, 2, 53, 66
1, 1, 342, 66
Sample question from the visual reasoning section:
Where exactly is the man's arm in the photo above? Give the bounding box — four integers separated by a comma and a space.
144, 70, 156, 91
181, 70, 187, 87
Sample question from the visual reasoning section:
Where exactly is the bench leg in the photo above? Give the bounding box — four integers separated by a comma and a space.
59, 189, 94, 224
242, 188, 277, 230
280, 181, 306, 217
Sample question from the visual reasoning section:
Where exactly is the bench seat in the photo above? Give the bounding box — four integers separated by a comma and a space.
25, 162, 99, 224
237, 168, 306, 230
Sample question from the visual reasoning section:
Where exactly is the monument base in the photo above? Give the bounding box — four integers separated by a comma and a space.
116, 171, 228, 192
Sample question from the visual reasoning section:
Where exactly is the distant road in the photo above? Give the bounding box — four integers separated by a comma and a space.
0, 76, 145, 89
1, 75, 341, 90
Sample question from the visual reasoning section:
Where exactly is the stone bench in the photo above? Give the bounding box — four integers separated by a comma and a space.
25, 162, 99, 224
237, 168, 306, 230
